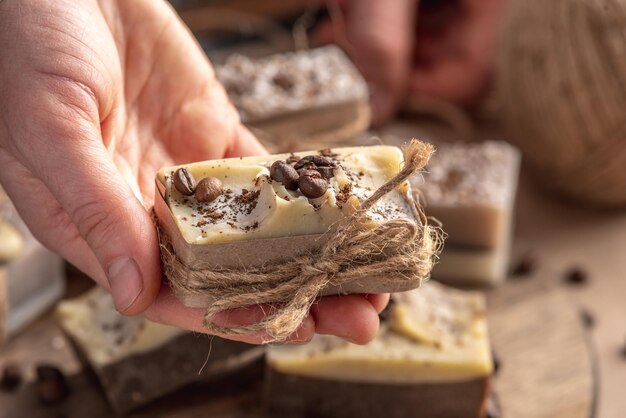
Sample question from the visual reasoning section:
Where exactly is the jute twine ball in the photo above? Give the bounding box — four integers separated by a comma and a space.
497, 0, 626, 207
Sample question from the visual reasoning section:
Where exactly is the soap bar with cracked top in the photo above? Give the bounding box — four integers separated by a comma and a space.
56, 287, 263, 414
155, 145, 420, 284
216, 46, 370, 151
265, 281, 492, 418
411, 141, 520, 285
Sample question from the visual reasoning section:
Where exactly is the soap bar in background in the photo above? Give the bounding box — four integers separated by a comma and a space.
265, 282, 492, 418
0, 192, 65, 345
56, 287, 263, 414
411, 141, 521, 285
216, 46, 370, 151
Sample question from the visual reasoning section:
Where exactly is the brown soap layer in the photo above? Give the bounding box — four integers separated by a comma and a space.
265, 368, 490, 418
71, 333, 261, 414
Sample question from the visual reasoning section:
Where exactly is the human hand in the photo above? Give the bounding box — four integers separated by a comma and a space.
315, 0, 506, 124
0, 0, 386, 344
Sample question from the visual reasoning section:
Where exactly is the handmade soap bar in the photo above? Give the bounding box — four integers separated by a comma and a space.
56, 287, 263, 414
216, 46, 370, 151
411, 141, 521, 285
155, 141, 437, 340
156, 145, 420, 276
265, 282, 492, 418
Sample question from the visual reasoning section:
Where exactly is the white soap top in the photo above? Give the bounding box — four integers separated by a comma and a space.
158, 146, 415, 245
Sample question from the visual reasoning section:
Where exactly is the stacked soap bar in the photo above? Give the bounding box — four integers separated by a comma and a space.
265, 281, 492, 418
216, 46, 370, 151
412, 141, 521, 285
155, 145, 425, 297
0, 191, 64, 345
56, 287, 263, 414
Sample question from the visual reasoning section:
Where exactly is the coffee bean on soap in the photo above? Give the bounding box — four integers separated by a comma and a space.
173, 168, 196, 196
564, 266, 588, 286
0, 363, 22, 392
270, 161, 299, 190
195, 177, 223, 203
294, 155, 334, 170
36, 364, 69, 404
298, 170, 328, 199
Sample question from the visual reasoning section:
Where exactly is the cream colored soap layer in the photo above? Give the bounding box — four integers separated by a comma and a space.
157, 146, 414, 245
57, 288, 184, 366
267, 282, 492, 384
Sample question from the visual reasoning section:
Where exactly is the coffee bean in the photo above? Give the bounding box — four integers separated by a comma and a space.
36, 364, 69, 404
270, 160, 299, 190
621, 337, 626, 360
294, 155, 334, 170
564, 266, 588, 286
173, 168, 196, 196
0, 363, 22, 392
296, 162, 318, 175
195, 177, 223, 203
317, 166, 335, 179
298, 170, 328, 199
511, 251, 538, 277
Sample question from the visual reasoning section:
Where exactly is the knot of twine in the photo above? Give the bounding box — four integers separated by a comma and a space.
159, 140, 440, 341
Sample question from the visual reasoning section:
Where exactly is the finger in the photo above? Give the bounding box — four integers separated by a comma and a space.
311, 294, 380, 344
365, 293, 390, 313
7, 78, 161, 316
342, 0, 416, 124
144, 287, 315, 345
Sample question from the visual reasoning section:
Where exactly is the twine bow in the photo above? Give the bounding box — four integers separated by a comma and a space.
159, 140, 440, 341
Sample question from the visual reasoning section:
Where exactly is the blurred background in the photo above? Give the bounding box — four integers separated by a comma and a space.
1, 1, 625, 417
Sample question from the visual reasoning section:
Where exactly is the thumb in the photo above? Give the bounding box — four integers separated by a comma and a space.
10, 85, 161, 315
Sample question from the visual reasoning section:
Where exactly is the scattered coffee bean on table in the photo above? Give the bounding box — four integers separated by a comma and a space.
0, 363, 22, 392
511, 251, 538, 278
564, 266, 589, 286
36, 364, 69, 404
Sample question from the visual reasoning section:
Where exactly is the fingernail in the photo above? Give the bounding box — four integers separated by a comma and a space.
107, 257, 143, 312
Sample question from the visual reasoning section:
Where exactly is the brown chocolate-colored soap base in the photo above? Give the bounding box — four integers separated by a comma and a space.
265, 368, 490, 418
68, 332, 262, 414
